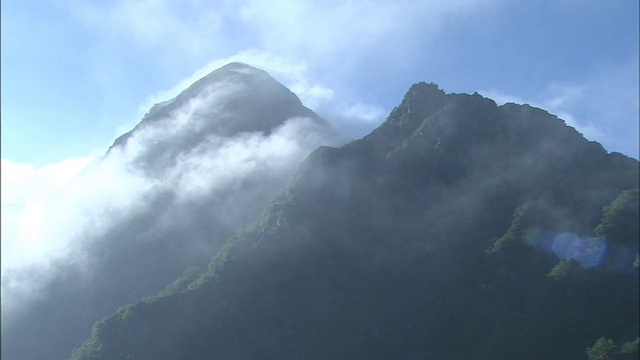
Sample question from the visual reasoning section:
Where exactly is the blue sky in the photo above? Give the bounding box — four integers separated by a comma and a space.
0, 0, 638, 319
1, 0, 638, 179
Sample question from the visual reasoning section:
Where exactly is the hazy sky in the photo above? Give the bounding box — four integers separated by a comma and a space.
0, 1, 638, 350
1, 0, 638, 196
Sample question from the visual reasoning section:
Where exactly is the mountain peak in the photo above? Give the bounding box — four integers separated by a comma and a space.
40, 69, 637, 360
216, 61, 266, 74
190, 62, 271, 91
69, 77, 639, 359
2, 63, 336, 360
400, 82, 448, 115
406, 81, 445, 97
107, 63, 327, 164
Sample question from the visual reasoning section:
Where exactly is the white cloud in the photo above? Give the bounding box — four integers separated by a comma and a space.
0, 155, 143, 272
1, 157, 97, 299
130, 48, 386, 144
580, 58, 639, 158
479, 90, 527, 107
1, 67, 334, 321
1, 49, 358, 293
340, 102, 387, 124
1, 157, 91, 207
69, 0, 226, 58
136, 50, 310, 113
66, 0, 500, 64
57, 0, 508, 160
236, 0, 499, 62
167, 117, 324, 202
481, 83, 586, 120
64, 0, 503, 114
481, 83, 604, 142
480, 58, 639, 159
540, 83, 585, 109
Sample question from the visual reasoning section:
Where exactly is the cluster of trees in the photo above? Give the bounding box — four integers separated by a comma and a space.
587, 337, 639, 360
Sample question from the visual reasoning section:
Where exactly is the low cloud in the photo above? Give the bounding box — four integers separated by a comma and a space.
1, 71, 333, 330
1, 158, 92, 272
127, 49, 387, 145
1, 158, 92, 205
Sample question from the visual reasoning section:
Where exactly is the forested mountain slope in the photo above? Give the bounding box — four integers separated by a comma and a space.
72, 83, 638, 359
72, 82, 639, 359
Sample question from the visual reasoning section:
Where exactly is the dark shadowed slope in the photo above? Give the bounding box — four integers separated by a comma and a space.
72, 83, 639, 359
1, 63, 334, 360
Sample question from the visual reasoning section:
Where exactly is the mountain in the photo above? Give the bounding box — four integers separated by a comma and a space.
70, 82, 639, 359
1, 63, 334, 360
107, 62, 327, 173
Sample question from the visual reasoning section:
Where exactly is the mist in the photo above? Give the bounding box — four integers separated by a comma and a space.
4, 64, 637, 360
0, 64, 337, 359
63, 81, 637, 359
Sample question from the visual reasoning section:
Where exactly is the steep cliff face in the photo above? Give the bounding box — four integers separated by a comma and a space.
1, 63, 333, 360
72, 83, 638, 359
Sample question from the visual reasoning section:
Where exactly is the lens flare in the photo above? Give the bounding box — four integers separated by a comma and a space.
552, 232, 582, 261
521, 229, 608, 269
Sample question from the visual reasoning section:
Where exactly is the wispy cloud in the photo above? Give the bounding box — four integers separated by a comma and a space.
67, 0, 499, 63
1, 158, 92, 205
61, 0, 504, 146
480, 58, 639, 159
481, 83, 604, 141
1, 68, 333, 326
237, 0, 501, 61
581, 58, 639, 158
1, 157, 93, 275
122, 49, 386, 144
69, 0, 227, 58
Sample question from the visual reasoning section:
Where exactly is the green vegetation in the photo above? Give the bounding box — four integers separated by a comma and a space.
547, 259, 582, 281
486, 205, 525, 254
594, 188, 639, 246
586, 337, 640, 360
70, 304, 137, 360
69, 83, 639, 360
70, 324, 103, 360
587, 338, 617, 360
619, 338, 639, 356
147, 266, 202, 300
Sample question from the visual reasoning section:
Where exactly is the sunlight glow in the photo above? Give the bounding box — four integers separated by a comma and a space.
19, 201, 44, 243
524, 229, 607, 269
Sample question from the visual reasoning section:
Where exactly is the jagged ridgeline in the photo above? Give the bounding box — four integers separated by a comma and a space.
72, 79, 637, 359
